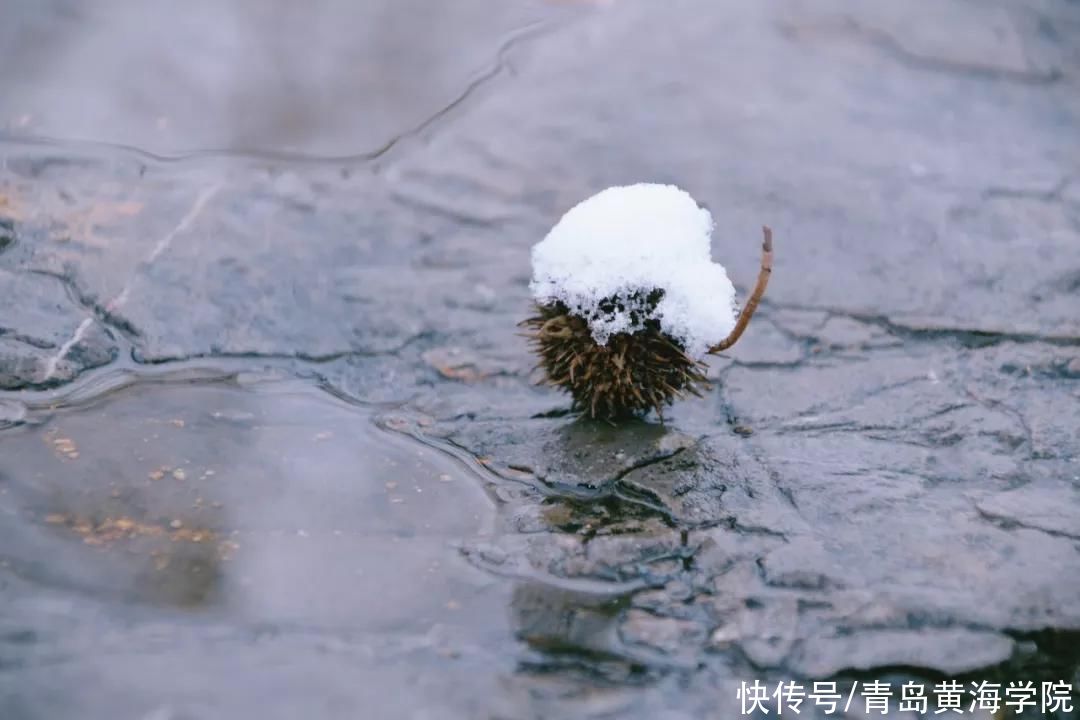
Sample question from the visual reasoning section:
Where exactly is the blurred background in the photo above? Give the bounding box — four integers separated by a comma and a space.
0, 0, 552, 156
1, 1, 1078, 719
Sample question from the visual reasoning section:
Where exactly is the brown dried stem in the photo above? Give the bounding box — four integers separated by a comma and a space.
708, 225, 773, 354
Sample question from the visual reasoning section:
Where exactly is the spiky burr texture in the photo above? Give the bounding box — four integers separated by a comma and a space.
523, 298, 708, 419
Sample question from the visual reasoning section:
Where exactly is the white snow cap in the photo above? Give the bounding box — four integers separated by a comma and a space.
530, 183, 737, 360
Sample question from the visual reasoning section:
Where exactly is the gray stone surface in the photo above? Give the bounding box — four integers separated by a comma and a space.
1, 0, 1078, 718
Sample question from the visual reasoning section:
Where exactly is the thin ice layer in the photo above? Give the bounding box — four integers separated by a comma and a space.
530, 183, 737, 359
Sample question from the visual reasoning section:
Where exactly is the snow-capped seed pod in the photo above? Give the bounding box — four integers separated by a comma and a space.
522, 183, 773, 419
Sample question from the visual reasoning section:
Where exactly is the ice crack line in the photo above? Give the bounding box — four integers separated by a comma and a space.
41, 184, 221, 381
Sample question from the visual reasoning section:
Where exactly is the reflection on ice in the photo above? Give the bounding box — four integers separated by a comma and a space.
0, 377, 496, 625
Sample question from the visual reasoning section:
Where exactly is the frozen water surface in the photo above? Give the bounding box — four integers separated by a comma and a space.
1, 0, 1079, 718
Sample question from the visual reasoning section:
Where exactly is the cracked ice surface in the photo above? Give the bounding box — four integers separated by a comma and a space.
1, 0, 1079, 718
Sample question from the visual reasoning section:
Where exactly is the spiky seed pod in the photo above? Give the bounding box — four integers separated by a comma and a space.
522, 296, 708, 419
524, 226, 774, 420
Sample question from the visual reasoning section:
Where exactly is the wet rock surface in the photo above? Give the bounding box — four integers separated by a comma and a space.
1, 0, 1079, 718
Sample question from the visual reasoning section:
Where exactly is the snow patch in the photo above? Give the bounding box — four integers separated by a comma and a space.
530, 183, 737, 359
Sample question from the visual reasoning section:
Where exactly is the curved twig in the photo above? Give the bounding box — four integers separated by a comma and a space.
708, 226, 773, 354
